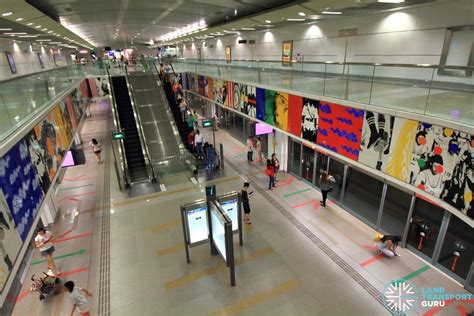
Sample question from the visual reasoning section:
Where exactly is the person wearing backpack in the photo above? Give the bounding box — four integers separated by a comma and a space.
265, 159, 275, 190
319, 171, 335, 207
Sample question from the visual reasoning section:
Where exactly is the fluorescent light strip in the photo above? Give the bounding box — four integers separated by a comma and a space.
321, 11, 342, 15
0, 28, 12, 31
4, 32, 27, 35
19, 35, 38, 38
287, 18, 305, 21
378, 0, 405, 3
2, 12, 12, 17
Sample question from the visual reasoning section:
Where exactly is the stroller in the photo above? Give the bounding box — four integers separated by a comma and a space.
30, 272, 61, 300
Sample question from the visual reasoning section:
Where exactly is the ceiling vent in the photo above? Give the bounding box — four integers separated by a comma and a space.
238, 39, 247, 44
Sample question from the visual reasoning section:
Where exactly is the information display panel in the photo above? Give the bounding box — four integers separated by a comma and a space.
217, 193, 240, 232
210, 202, 227, 261
182, 200, 208, 246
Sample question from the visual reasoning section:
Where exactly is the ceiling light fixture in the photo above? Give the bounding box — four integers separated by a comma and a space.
2, 12, 12, 17
321, 11, 342, 15
15, 17, 23, 21
42, 28, 47, 31
48, 31, 53, 33
35, 25, 41, 29
36, 39, 51, 42
298, 12, 306, 16
0, 28, 12, 31
242, 27, 256, 31
4, 32, 27, 35
265, 20, 271, 23
27, 23, 33, 26
287, 18, 305, 21
19, 35, 38, 38
378, 0, 405, 3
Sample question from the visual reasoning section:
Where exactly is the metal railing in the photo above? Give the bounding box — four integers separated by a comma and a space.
173, 58, 474, 126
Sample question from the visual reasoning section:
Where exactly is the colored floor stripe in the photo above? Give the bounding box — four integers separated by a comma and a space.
360, 254, 385, 267
149, 219, 181, 234
58, 191, 96, 203
394, 265, 431, 283
16, 290, 31, 303
31, 249, 86, 266
59, 266, 89, 277
62, 176, 97, 182
59, 183, 94, 191
291, 199, 319, 209
157, 244, 184, 256
283, 188, 312, 198
54, 232, 91, 243
211, 279, 301, 316
166, 247, 273, 289
57, 229, 73, 239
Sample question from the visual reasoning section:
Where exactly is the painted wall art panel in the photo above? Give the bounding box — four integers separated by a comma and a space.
232, 82, 246, 113
244, 85, 257, 118
186, 73, 195, 91
213, 79, 228, 105
264, 89, 277, 126
226, 81, 234, 108
256, 88, 265, 121
287, 95, 303, 137
206, 77, 213, 100
317, 102, 364, 161
0, 139, 44, 240
0, 190, 23, 293
301, 98, 319, 142
275, 92, 289, 131
198, 75, 206, 97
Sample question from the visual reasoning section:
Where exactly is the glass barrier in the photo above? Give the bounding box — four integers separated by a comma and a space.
150, 150, 197, 179
172, 59, 474, 126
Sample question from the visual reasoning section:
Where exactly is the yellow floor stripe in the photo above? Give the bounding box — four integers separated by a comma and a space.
157, 244, 185, 256
149, 218, 181, 234
211, 279, 301, 316
165, 247, 273, 289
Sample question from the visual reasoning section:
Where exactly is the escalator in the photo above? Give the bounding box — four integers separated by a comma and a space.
110, 76, 149, 182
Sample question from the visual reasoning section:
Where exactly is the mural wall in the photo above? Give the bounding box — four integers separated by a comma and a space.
0, 80, 86, 295
184, 73, 473, 221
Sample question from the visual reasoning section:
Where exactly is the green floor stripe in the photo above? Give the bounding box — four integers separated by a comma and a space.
59, 183, 94, 191
31, 249, 86, 266
284, 188, 311, 198
392, 265, 431, 284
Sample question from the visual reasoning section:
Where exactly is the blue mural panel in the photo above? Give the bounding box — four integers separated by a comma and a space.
256, 88, 265, 121
0, 139, 44, 240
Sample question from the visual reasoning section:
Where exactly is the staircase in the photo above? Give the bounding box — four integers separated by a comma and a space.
111, 76, 149, 182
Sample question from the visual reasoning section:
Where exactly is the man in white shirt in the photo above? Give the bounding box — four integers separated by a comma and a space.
64, 281, 92, 316
194, 130, 204, 159
246, 136, 254, 162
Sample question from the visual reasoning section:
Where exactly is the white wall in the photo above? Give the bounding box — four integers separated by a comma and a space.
0, 39, 73, 81
181, 0, 474, 66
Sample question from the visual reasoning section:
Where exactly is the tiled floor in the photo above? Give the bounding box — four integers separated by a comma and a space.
11, 99, 473, 316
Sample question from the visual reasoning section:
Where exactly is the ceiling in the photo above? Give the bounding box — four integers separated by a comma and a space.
0, 0, 440, 50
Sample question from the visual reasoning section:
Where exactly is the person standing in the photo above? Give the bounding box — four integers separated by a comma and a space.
179, 99, 187, 122
319, 171, 336, 207
265, 159, 275, 190
246, 136, 254, 162
241, 182, 254, 224
187, 130, 195, 151
271, 153, 280, 181
194, 130, 204, 159
35, 227, 60, 275
193, 111, 199, 129
89, 138, 102, 164
256, 137, 263, 162
64, 281, 92, 316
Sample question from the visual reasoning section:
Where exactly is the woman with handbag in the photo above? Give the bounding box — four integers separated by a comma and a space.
319, 171, 335, 207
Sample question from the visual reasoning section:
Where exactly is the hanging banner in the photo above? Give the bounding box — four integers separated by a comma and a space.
226, 46, 231, 63
282, 40, 293, 66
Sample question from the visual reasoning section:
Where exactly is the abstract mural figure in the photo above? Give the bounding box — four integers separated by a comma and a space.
301, 99, 319, 142
360, 112, 394, 170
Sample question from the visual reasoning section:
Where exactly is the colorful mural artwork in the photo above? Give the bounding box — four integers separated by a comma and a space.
198, 75, 206, 97
243, 85, 257, 117
408, 123, 473, 218
264, 89, 277, 126
232, 82, 246, 113
0, 191, 22, 292
317, 102, 364, 161
0, 140, 44, 240
206, 77, 213, 100
256, 88, 265, 121
213, 79, 228, 105
300, 98, 319, 142
287, 95, 303, 137
275, 92, 289, 131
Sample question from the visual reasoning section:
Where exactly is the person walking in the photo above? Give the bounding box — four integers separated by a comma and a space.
265, 159, 275, 190
319, 171, 335, 207
193, 111, 199, 129
89, 138, 102, 164
194, 130, 204, 159
64, 281, 92, 316
35, 227, 60, 275
256, 137, 263, 162
271, 153, 280, 181
241, 182, 254, 224
179, 98, 187, 122
246, 136, 254, 162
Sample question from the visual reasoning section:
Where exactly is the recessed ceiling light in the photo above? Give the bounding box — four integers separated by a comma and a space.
242, 27, 256, 31
36, 39, 51, 42
19, 35, 38, 38
0, 28, 12, 31
35, 25, 41, 29
287, 18, 305, 21
4, 32, 27, 35
298, 12, 306, 16
265, 20, 271, 23
42, 28, 47, 31
321, 11, 342, 15
15, 17, 24, 21
27, 23, 33, 26
2, 12, 13, 17
48, 31, 53, 33
378, 0, 405, 2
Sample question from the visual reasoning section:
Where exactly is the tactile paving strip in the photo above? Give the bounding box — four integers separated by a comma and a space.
225, 158, 384, 307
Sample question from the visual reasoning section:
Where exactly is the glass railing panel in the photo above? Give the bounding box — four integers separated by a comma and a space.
347, 64, 375, 104
324, 64, 347, 99
370, 66, 434, 114
0, 96, 13, 139
427, 69, 474, 125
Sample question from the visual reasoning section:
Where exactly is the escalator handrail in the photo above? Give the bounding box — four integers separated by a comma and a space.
106, 68, 131, 186
123, 66, 156, 182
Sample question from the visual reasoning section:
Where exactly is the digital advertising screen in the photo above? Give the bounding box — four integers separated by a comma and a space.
210, 204, 226, 261
255, 122, 273, 135
186, 206, 208, 245
61, 151, 75, 167
219, 199, 238, 232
